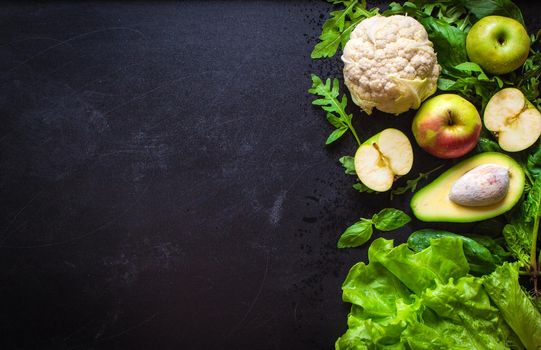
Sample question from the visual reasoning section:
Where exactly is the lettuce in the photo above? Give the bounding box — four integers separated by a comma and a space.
336, 238, 541, 349
484, 263, 541, 350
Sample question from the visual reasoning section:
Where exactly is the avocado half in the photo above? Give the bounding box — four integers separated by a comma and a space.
411, 152, 525, 223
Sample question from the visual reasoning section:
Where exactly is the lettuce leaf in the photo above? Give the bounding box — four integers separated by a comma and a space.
370, 237, 469, 294
336, 238, 536, 349
484, 263, 541, 350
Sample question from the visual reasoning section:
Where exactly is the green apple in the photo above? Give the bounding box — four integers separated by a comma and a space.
354, 128, 413, 192
466, 15, 530, 75
412, 94, 481, 159
484, 88, 541, 152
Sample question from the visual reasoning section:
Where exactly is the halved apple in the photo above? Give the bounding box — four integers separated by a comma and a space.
354, 128, 413, 192
484, 88, 541, 152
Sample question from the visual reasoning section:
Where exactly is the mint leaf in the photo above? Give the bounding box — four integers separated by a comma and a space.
337, 219, 373, 248
372, 208, 410, 231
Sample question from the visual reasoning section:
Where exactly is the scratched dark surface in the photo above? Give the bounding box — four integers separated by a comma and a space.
0, 1, 539, 349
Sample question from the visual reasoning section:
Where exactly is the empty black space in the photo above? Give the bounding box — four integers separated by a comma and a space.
0, 1, 539, 349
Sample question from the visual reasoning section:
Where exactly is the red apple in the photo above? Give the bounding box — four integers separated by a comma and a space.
412, 94, 481, 159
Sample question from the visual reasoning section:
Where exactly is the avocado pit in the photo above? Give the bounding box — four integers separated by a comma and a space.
449, 164, 510, 207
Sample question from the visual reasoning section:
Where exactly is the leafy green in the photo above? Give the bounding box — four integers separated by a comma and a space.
527, 141, 541, 180
372, 208, 411, 231
407, 229, 508, 275
352, 182, 375, 194
337, 208, 410, 248
477, 137, 502, 153
308, 74, 361, 145
459, 0, 525, 26
336, 237, 522, 349
438, 62, 503, 109
338, 155, 356, 175
503, 221, 532, 267
371, 236, 469, 294
518, 30, 541, 109
311, 0, 379, 59
420, 16, 468, 69
337, 219, 373, 248
484, 262, 541, 350
391, 165, 443, 198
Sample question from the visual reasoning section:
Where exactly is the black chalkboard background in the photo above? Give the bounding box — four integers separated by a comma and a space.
1, 1, 539, 349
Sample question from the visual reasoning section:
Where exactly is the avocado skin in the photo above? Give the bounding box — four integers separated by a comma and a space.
410, 152, 524, 223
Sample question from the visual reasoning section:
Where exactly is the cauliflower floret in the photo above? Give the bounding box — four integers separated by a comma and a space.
342, 15, 440, 115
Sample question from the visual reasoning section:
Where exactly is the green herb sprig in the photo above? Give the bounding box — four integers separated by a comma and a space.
338, 208, 410, 248
309, 74, 361, 145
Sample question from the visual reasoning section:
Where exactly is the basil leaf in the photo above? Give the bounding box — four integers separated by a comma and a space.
337, 219, 374, 248
372, 208, 411, 231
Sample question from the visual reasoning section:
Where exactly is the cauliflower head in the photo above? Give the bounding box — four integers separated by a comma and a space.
342, 15, 440, 115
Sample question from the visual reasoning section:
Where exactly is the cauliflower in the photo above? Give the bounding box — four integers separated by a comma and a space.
342, 15, 440, 115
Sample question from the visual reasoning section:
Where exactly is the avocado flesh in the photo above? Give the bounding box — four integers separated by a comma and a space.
411, 152, 524, 223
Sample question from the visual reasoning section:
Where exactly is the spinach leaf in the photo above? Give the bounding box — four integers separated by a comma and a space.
459, 0, 525, 26
419, 17, 468, 69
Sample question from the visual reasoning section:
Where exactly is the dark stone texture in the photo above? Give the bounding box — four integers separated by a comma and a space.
0, 1, 538, 349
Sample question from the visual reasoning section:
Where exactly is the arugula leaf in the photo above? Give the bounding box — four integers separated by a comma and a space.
391, 165, 443, 198
524, 176, 541, 222
528, 143, 541, 180
308, 74, 361, 145
372, 208, 411, 231
337, 219, 373, 248
503, 222, 531, 267
338, 208, 410, 248
311, 0, 379, 59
